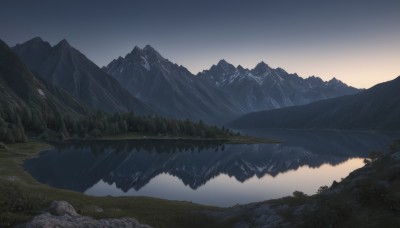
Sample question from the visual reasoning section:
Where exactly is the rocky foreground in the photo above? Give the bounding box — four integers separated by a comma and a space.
8, 143, 400, 228
207, 149, 400, 227
23, 201, 150, 228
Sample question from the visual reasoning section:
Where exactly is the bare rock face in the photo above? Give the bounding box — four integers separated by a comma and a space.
25, 201, 151, 228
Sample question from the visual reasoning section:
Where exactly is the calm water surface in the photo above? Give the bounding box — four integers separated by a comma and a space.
24, 129, 400, 207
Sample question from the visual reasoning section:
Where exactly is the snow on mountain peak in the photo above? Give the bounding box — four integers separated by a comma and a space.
140, 56, 151, 71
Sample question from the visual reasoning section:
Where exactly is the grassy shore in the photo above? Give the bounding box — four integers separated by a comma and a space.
0, 141, 229, 228
97, 132, 281, 144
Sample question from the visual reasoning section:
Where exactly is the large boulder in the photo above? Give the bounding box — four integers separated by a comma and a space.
47, 201, 78, 216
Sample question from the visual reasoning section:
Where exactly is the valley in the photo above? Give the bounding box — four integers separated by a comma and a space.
1, 2, 399, 226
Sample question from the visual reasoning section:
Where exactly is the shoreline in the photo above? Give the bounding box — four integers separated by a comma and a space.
1, 140, 399, 227
0, 141, 226, 227
79, 133, 281, 144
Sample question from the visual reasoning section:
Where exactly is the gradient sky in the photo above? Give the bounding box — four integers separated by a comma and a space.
1, 0, 399, 88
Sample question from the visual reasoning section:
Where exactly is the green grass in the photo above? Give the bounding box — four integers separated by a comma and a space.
0, 141, 225, 227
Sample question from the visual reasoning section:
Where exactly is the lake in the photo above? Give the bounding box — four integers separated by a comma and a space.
24, 129, 400, 207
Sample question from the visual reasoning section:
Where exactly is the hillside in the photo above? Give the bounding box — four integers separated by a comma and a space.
0, 39, 89, 142
229, 76, 400, 130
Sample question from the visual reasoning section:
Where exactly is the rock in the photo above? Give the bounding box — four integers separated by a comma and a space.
47, 201, 78, 216
24, 201, 151, 228
94, 206, 104, 213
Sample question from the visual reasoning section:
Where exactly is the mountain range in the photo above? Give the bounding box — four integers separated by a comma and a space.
12, 37, 153, 115
7, 37, 398, 131
104, 45, 359, 123
229, 76, 400, 130
198, 60, 358, 112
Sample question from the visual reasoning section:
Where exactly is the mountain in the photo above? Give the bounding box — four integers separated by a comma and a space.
229, 76, 400, 130
12, 37, 360, 124
12, 37, 153, 115
0, 39, 88, 115
103, 45, 242, 123
0, 38, 91, 141
198, 60, 360, 112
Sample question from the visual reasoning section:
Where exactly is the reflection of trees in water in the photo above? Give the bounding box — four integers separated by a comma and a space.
26, 139, 357, 193
53, 139, 226, 155
26, 131, 400, 193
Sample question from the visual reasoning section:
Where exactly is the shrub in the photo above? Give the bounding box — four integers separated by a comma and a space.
317, 185, 329, 194
293, 191, 307, 198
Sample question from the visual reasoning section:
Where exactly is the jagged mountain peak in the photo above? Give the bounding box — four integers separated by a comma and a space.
125, 46, 144, 59
326, 77, 347, 87
237, 65, 246, 72
217, 59, 229, 66
213, 59, 236, 73
251, 61, 272, 75
125, 44, 164, 65
329, 77, 339, 82
143, 45, 164, 60
143, 44, 156, 51
306, 75, 324, 83
26, 36, 44, 44
15, 36, 51, 49
255, 61, 269, 68
131, 45, 142, 52
56, 39, 72, 48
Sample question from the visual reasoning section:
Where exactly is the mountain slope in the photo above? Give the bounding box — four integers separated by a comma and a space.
103, 45, 242, 123
229, 76, 400, 130
199, 60, 360, 112
0, 39, 88, 115
0, 39, 92, 142
12, 37, 153, 115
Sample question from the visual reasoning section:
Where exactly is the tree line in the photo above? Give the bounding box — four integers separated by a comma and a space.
0, 105, 238, 143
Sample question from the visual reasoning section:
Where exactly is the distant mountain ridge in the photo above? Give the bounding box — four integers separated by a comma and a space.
12, 37, 153, 115
198, 60, 359, 112
229, 76, 400, 130
10, 37, 361, 124
104, 45, 359, 123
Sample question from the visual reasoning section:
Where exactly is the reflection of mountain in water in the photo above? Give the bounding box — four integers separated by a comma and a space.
24, 130, 400, 194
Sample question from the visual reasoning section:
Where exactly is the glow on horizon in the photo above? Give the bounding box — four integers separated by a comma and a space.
153, 35, 400, 89
2, 0, 399, 89
91, 29, 400, 89
18, 36, 399, 90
